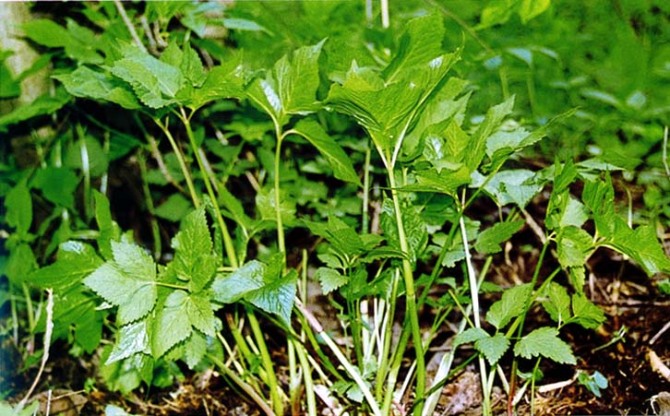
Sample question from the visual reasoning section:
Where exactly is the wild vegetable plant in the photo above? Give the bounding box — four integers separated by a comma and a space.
1, 2, 670, 416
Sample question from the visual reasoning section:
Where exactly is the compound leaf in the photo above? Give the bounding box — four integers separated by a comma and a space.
514, 327, 576, 365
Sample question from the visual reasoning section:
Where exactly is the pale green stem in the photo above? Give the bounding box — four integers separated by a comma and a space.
155, 118, 200, 207
386, 165, 425, 414
137, 153, 161, 259
274, 125, 286, 257
209, 349, 276, 416
362, 143, 372, 234
459, 192, 491, 415
248, 308, 283, 415
178, 108, 239, 268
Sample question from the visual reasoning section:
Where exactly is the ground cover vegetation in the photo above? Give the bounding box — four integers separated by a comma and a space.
1, 0, 669, 415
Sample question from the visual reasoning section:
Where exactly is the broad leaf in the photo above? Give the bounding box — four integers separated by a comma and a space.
291, 118, 360, 185
5, 181, 32, 237
571, 294, 606, 329
246, 40, 324, 126
30, 241, 103, 290
107, 320, 151, 364
476, 333, 510, 365
170, 208, 219, 292
111, 47, 184, 108
53, 66, 141, 110
514, 327, 576, 365
152, 290, 193, 358
557, 226, 594, 268
84, 241, 157, 324
486, 283, 532, 330
475, 220, 524, 254
315, 267, 348, 295
541, 282, 572, 325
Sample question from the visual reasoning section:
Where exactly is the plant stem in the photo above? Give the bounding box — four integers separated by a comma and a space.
386, 165, 425, 414
248, 308, 283, 415
155, 117, 200, 207
459, 191, 491, 415
178, 108, 238, 268
209, 350, 276, 416
274, 125, 286, 258
137, 153, 162, 260
362, 143, 372, 234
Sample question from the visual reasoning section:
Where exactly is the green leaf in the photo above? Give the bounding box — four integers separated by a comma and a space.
23, 19, 70, 47
475, 220, 524, 254
0, 89, 69, 132
476, 333, 510, 365
606, 219, 670, 276
557, 226, 594, 268
570, 294, 605, 329
582, 176, 615, 238
246, 40, 325, 126
32, 167, 79, 208
155, 194, 193, 222
454, 327, 489, 347
541, 282, 571, 325
100, 346, 153, 394
245, 269, 297, 326
152, 290, 193, 358
188, 59, 245, 110
514, 327, 576, 365
518, 0, 552, 23
486, 283, 533, 330
53, 66, 141, 110
473, 169, 542, 208
29, 241, 103, 290
380, 199, 428, 264
465, 96, 515, 171
84, 241, 157, 324
5, 244, 37, 284
291, 119, 360, 185
211, 259, 297, 325
184, 331, 208, 369
107, 320, 151, 364
111, 47, 184, 108
94, 191, 120, 260
170, 207, 219, 293
315, 267, 348, 295
5, 181, 32, 236
186, 292, 217, 336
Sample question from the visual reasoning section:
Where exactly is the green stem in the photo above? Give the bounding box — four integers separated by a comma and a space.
248, 308, 283, 415
375, 268, 399, 402
178, 108, 239, 269
154, 281, 189, 291
208, 350, 276, 416
137, 153, 162, 259
362, 142, 372, 234
386, 165, 425, 414
459, 192, 491, 415
274, 124, 286, 257
155, 117, 200, 207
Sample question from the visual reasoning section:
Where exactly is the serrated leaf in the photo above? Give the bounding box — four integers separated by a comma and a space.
571, 294, 605, 329
5, 244, 37, 285
291, 118, 360, 185
53, 66, 140, 110
315, 267, 348, 295
211, 260, 265, 304
170, 207, 219, 292
107, 320, 151, 364
245, 269, 297, 326
184, 331, 208, 369
486, 283, 533, 330
514, 327, 576, 365
380, 199, 427, 264
541, 282, 571, 324
475, 220, 524, 254
111, 47, 184, 108
23, 19, 70, 47
454, 327, 489, 347
29, 241, 103, 290
606, 219, 670, 276
557, 226, 594, 268
84, 241, 157, 324
186, 292, 216, 336
465, 96, 515, 171
188, 60, 245, 110
582, 176, 615, 238
473, 169, 542, 208
152, 290, 193, 358
476, 333, 510, 365
247, 40, 324, 125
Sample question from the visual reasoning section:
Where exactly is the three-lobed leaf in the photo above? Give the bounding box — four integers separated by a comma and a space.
514, 327, 576, 365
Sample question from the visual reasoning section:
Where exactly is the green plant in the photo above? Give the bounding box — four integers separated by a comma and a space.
1, 2, 669, 416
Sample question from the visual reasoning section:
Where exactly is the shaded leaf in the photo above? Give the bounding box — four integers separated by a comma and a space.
475, 220, 524, 254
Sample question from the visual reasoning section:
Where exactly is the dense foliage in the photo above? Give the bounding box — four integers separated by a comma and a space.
1, 1, 669, 415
